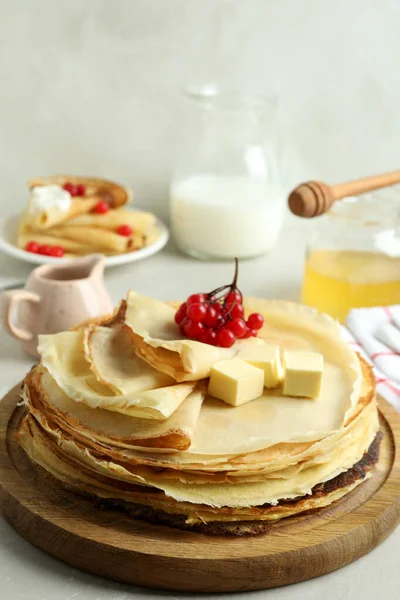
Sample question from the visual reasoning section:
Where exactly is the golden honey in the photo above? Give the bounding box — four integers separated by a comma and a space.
301, 250, 400, 323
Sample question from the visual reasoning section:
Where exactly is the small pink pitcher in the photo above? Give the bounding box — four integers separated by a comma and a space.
0, 254, 114, 357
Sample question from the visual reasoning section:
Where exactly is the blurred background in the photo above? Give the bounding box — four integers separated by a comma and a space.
1, 0, 400, 221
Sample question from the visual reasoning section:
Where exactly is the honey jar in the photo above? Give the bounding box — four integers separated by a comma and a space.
301, 193, 400, 323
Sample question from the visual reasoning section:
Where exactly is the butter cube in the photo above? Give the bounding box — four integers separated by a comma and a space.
283, 350, 323, 398
208, 358, 264, 406
237, 343, 283, 389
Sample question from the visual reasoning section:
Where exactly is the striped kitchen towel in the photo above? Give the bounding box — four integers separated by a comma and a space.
342, 305, 400, 411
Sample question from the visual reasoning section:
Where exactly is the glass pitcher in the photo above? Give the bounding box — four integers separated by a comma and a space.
301, 192, 400, 323
170, 91, 290, 260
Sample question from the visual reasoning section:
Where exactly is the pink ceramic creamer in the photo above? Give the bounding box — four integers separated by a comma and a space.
0, 254, 113, 357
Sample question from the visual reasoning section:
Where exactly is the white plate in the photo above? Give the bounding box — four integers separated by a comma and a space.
0, 210, 169, 267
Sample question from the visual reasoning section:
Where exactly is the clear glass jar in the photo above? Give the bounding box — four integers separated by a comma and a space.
301, 192, 400, 323
170, 91, 289, 260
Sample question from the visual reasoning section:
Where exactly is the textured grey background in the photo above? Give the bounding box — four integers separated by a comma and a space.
1, 0, 400, 221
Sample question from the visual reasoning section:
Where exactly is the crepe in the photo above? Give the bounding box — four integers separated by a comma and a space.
27, 175, 131, 208
123, 291, 259, 381
82, 325, 174, 395
17, 231, 95, 254
25, 371, 378, 486
48, 226, 132, 253
17, 413, 378, 522
24, 368, 204, 451
69, 209, 156, 235
17, 293, 380, 535
38, 330, 196, 419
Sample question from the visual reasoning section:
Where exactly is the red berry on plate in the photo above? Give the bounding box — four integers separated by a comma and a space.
63, 182, 79, 196
184, 319, 204, 340
38, 245, 52, 256
204, 305, 219, 328
117, 224, 133, 237
49, 246, 65, 258
250, 329, 258, 337
226, 317, 247, 338
230, 303, 244, 319
187, 293, 206, 306
216, 328, 236, 348
174, 303, 187, 325
25, 241, 40, 254
93, 201, 109, 214
76, 183, 86, 196
247, 313, 264, 330
187, 302, 207, 323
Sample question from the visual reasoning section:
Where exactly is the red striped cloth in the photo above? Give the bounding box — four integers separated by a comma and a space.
342, 305, 400, 410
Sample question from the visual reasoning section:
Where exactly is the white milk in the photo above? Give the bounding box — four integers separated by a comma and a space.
170, 174, 285, 258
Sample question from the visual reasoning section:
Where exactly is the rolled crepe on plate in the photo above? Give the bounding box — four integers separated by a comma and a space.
48, 226, 132, 253
69, 209, 157, 235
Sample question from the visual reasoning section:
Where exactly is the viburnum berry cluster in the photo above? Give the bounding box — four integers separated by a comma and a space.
175, 259, 264, 348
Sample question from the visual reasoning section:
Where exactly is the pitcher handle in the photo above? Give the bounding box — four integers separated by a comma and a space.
0, 289, 41, 342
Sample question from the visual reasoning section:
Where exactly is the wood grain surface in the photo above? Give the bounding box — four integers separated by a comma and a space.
1, 384, 400, 593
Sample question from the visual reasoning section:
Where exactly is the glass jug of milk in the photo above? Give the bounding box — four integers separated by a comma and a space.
170, 92, 288, 260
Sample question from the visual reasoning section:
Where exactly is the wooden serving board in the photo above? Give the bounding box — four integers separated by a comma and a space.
1, 385, 400, 593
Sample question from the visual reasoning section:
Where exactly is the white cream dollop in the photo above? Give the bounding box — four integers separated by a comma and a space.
28, 185, 72, 215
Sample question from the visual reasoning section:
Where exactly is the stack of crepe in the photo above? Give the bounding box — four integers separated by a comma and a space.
17, 175, 159, 257
17, 292, 380, 536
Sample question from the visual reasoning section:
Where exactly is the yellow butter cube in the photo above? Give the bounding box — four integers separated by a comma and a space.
283, 350, 323, 398
237, 343, 283, 388
208, 358, 265, 406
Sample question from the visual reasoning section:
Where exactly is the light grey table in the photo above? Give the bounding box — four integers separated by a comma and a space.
0, 216, 399, 600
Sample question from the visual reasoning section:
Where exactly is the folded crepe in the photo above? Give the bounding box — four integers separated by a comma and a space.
38, 329, 196, 419
123, 291, 253, 381
24, 368, 204, 451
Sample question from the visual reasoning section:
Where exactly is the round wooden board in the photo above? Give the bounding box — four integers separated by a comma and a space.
1, 385, 400, 593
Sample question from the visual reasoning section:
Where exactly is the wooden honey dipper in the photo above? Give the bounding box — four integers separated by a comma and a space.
288, 169, 400, 218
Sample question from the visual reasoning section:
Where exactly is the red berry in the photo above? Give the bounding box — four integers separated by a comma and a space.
242, 327, 258, 339
184, 319, 204, 340
25, 241, 40, 254
93, 201, 109, 214
179, 319, 187, 336
187, 293, 206, 305
204, 306, 219, 328
226, 290, 242, 305
76, 183, 86, 196
199, 328, 217, 345
230, 303, 244, 319
117, 224, 133, 237
216, 328, 236, 348
212, 302, 223, 314
226, 317, 247, 338
174, 303, 187, 325
187, 302, 207, 323
49, 246, 65, 258
247, 313, 264, 330
38, 245, 52, 256
63, 182, 79, 196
